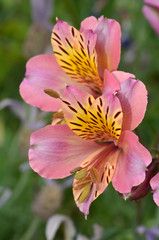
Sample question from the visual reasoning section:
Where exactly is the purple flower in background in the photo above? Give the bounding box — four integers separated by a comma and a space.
30, 0, 54, 30
137, 226, 159, 240
143, 0, 159, 35
23, 0, 54, 58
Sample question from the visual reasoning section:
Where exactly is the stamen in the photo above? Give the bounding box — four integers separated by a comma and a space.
90, 167, 99, 183
78, 184, 91, 203
44, 89, 60, 98
74, 169, 88, 180
74, 177, 91, 190
70, 166, 82, 174
53, 112, 64, 119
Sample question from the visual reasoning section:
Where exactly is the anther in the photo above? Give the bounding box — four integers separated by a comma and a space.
70, 166, 82, 174
74, 169, 88, 180
44, 89, 60, 99
78, 184, 91, 203
73, 177, 91, 190
53, 112, 64, 119
90, 167, 99, 183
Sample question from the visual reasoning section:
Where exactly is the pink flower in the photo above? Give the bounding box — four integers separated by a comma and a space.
143, 0, 159, 35
150, 173, 159, 206
20, 16, 125, 111
29, 72, 151, 216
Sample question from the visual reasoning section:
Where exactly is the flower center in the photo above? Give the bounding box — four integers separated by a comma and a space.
62, 94, 123, 143
72, 144, 119, 203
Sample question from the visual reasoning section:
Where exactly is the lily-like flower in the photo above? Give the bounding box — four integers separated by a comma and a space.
29, 72, 151, 216
150, 173, 159, 206
20, 16, 132, 112
143, 0, 159, 35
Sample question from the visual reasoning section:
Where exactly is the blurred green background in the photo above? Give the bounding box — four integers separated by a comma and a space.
0, 0, 159, 239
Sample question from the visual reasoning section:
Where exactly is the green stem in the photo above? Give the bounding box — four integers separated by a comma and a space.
3, 170, 31, 208
19, 217, 41, 240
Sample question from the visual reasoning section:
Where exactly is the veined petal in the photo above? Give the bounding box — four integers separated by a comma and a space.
150, 173, 159, 206
95, 18, 121, 76
72, 142, 120, 216
80, 16, 104, 31
62, 85, 123, 142
29, 124, 103, 179
143, 5, 159, 35
116, 77, 148, 131
112, 131, 152, 193
51, 20, 102, 92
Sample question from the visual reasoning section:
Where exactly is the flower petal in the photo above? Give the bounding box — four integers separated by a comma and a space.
62, 85, 123, 142
102, 69, 120, 94
51, 20, 102, 92
112, 131, 152, 193
144, 0, 159, 9
73, 143, 120, 216
20, 54, 90, 111
20, 54, 66, 111
143, 5, 159, 35
80, 16, 104, 31
75, 184, 96, 217
116, 77, 148, 131
46, 214, 76, 240
112, 70, 135, 84
95, 18, 121, 76
150, 173, 159, 206
29, 124, 103, 179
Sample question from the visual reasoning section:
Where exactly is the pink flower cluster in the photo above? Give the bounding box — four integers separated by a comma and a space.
20, 16, 158, 216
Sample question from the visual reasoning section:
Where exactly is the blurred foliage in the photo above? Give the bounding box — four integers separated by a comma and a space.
0, 0, 159, 239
